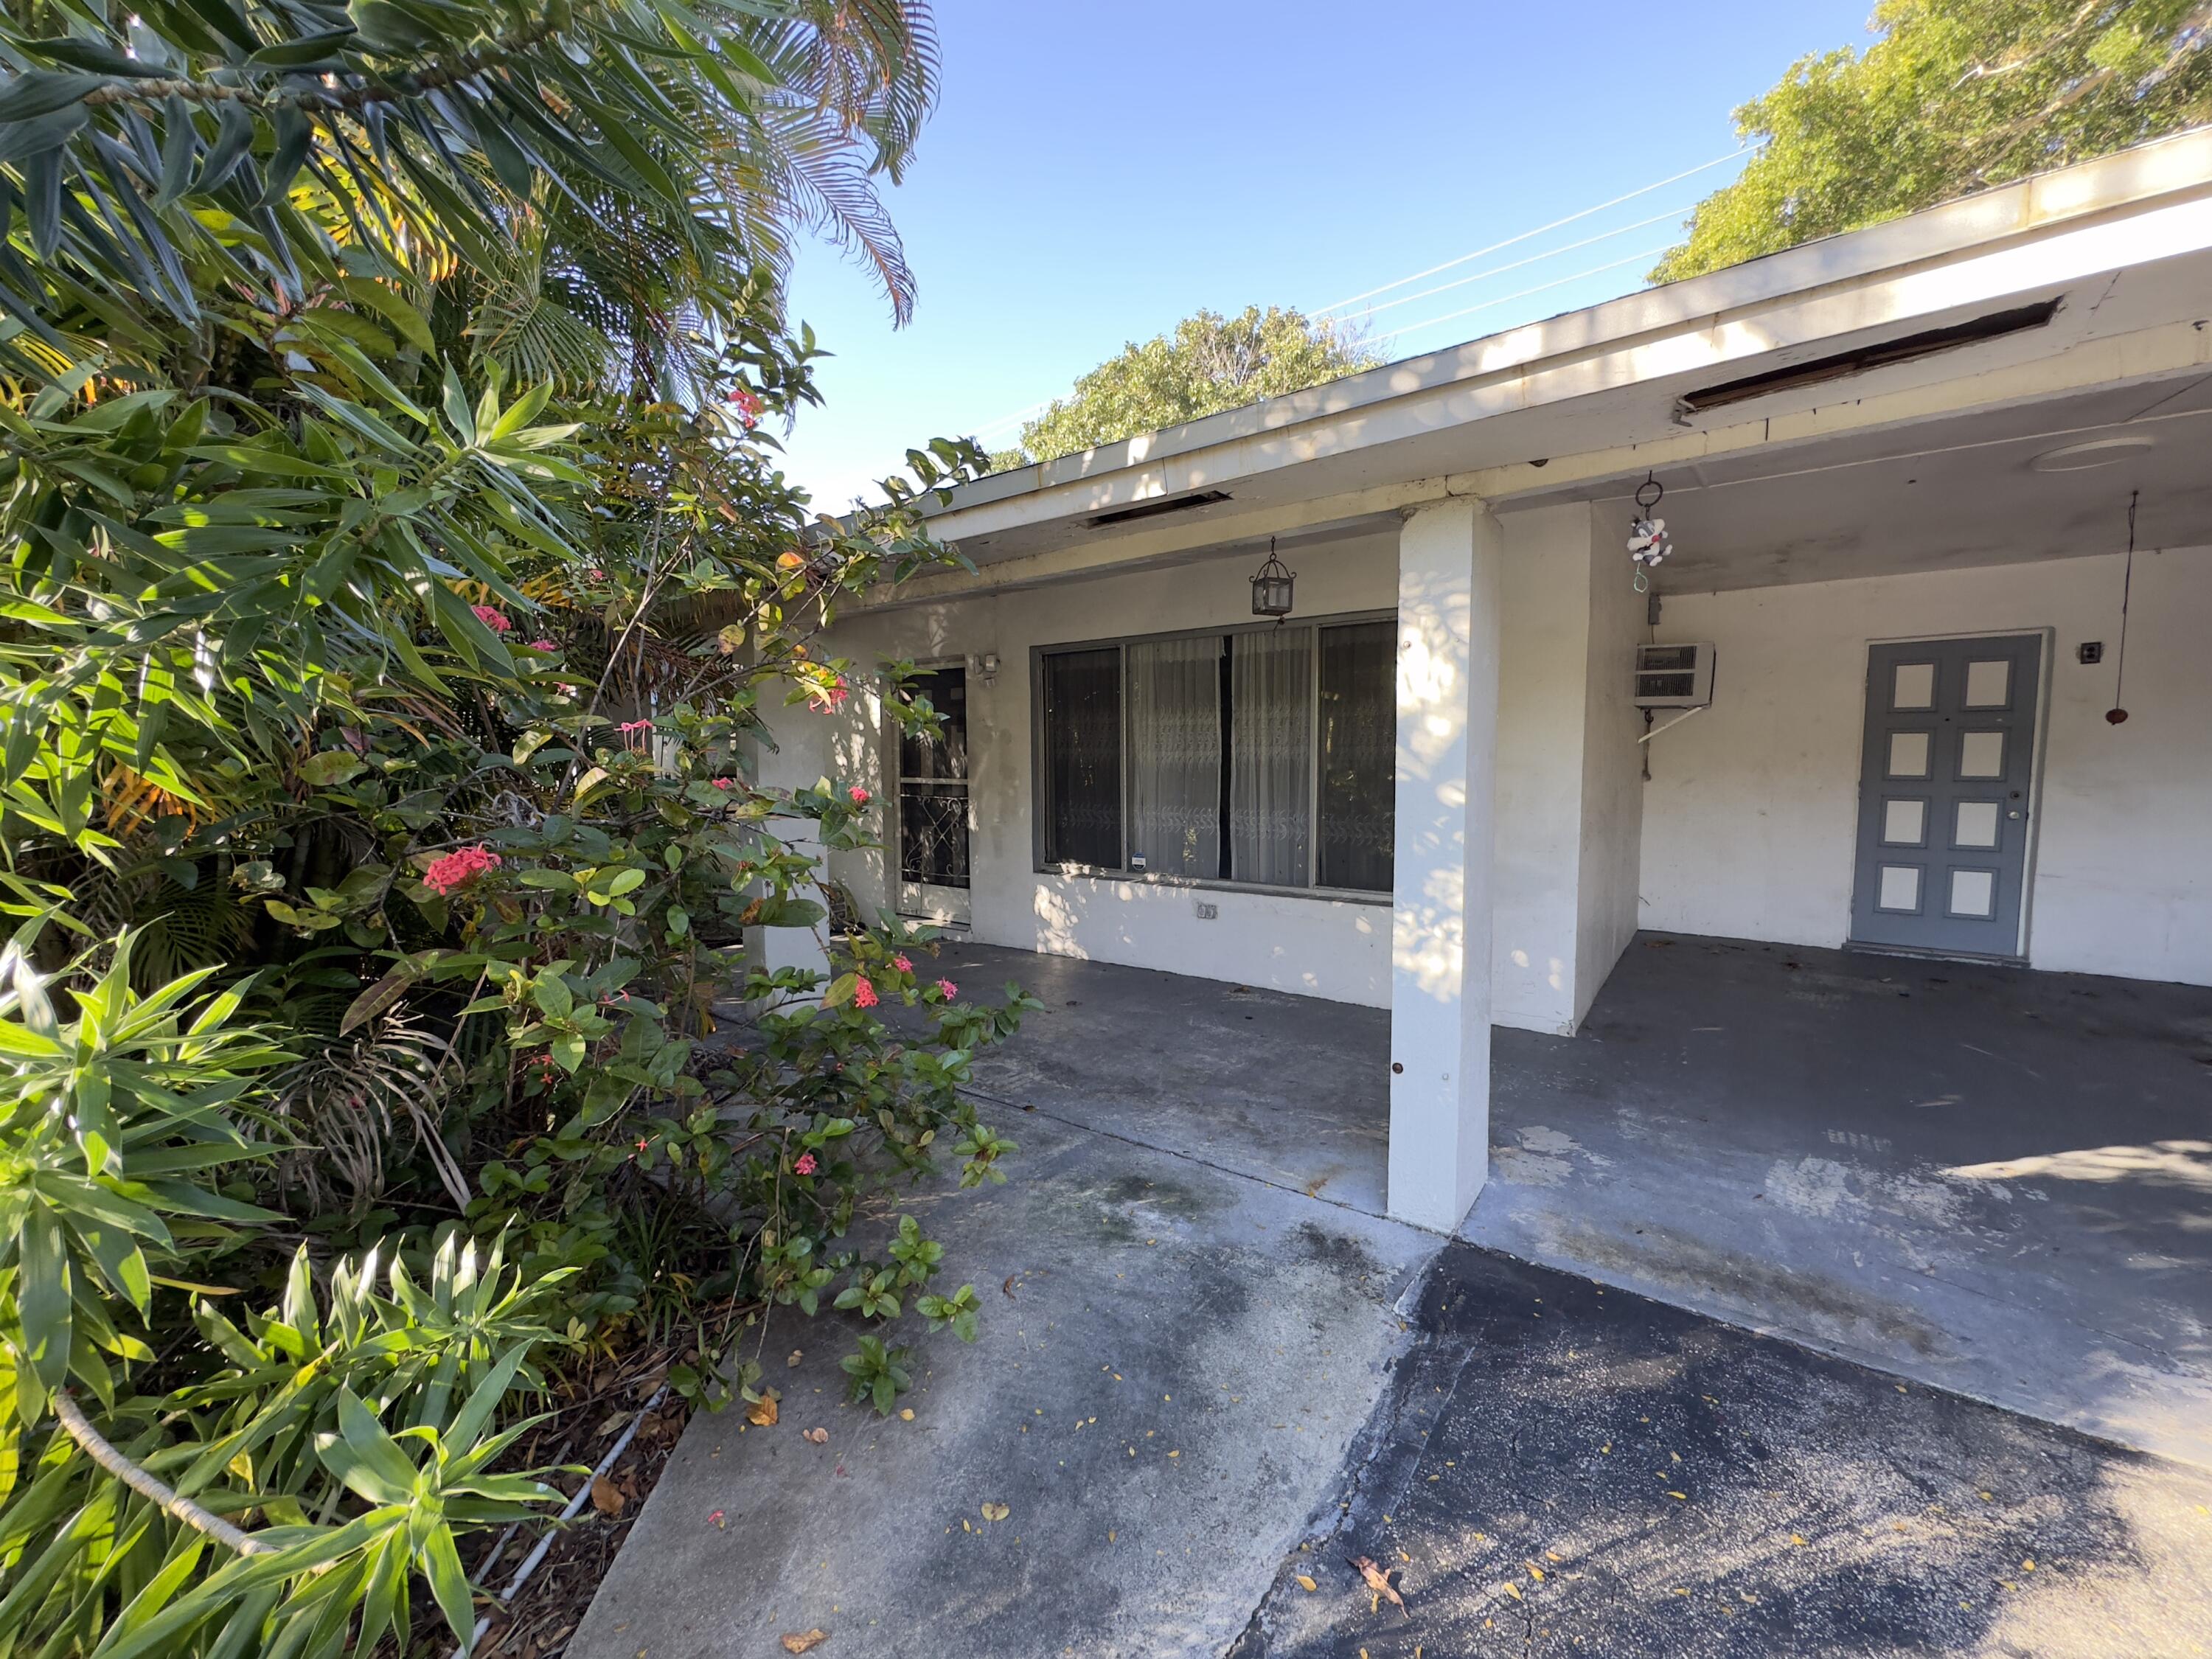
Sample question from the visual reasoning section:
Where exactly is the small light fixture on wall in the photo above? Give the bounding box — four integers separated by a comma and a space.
972, 651, 1001, 685
1251, 538, 1295, 621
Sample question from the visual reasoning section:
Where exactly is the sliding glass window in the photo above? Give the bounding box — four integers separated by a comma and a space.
1035, 618, 1394, 894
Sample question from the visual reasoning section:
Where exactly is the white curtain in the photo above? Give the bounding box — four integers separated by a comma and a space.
1231, 627, 1313, 886
1127, 637, 1222, 877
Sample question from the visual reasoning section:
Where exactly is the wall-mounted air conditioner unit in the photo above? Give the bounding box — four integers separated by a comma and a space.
1633, 642, 1716, 709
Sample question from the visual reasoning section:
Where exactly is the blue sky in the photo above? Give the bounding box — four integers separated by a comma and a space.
775, 0, 1878, 506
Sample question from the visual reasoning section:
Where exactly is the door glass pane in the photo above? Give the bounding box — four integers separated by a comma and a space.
1877, 866, 1920, 912
1953, 801, 2000, 849
1958, 730, 2005, 778
1887, 731, 1930, 778
1882, 799, 1925, 845
1126, 637, 1223, 877
1963, 659, 2011, 708
1041, 648, 1122, 866
1229, 628, 1314, 886
1949, 869, 1995, 918
1891, 662, 1935, 709
898, 668, 968, 781
1317, 621, 1395, 892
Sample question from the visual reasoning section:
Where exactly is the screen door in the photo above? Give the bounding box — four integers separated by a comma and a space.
1849, 633, 2042, 959
895, 667, 970, 925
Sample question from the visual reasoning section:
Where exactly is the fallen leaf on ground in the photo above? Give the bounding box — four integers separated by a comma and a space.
1295, 1575, 1318, 1593
787, 1349, 804, 1368
803, 1427, 829, 1444
747, 1394, 779, 1427
780, 1630, 828, 1654
1666, 1491, 1688, 1500
899, 1408, 914, 1421
589, 1475, 625, 1517
981, 1502, 1010, 1522
1503, 1582, 1523, 1602
1352, 1557, 1407, 1613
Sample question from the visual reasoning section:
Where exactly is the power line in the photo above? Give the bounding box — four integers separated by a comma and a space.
1369, 245, 1675, 347
1336, 204, 1694, 321
1314, 147, 1747, 315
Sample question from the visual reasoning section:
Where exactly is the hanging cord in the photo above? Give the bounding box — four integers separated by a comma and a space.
2107, 490, 2137, 726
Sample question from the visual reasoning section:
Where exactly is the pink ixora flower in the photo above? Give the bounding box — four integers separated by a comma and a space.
726, 386, 762, 427
848, 785, 870, 806
793, 1151, 818, 1176
470, 603, 512, 633
892, 953, 913, 973
528, 639, 557, 652
809, 675, 849, 714
852, 978, 878, 1009
423, 843, 501, 896
711, 778, 735, 791
936, 979, 958, 1001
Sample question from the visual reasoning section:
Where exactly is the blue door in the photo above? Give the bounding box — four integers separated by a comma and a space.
1850, 634, 2042, 960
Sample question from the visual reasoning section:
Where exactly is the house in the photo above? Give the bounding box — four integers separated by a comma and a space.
753, 128, 2212, 1244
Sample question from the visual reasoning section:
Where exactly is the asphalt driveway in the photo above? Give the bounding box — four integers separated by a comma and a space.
1234, 1245, 2212, 1658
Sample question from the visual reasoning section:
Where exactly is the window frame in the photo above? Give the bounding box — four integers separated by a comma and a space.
1029, 608, 1397, 905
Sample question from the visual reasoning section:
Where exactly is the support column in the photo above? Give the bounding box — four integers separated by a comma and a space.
1387, 498, 1503, 1233
745, 706, 833, 993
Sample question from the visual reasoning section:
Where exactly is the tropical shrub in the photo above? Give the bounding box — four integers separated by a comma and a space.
0, 0, 1030, 1650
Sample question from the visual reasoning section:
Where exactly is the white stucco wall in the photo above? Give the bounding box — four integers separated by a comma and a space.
1638, 543, 2212, 986
815, 532, 1403, 1006
1489, 503, 1646, 1034
1574, 511, 1649, 1021
794, 517, 1634, 1019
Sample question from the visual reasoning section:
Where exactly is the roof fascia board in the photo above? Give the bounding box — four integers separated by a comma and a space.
939, 128, 2212, 539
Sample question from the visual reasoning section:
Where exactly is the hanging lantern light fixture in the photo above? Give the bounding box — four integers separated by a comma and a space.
1251, 537, 1295, 620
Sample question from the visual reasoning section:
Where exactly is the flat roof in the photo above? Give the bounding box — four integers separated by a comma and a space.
931, 126, 2212, 556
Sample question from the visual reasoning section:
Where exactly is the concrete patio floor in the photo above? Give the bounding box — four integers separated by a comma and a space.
945, 931, 2212, 1468
571, 933, 2212, 1658
570, 1108, 1439, 1658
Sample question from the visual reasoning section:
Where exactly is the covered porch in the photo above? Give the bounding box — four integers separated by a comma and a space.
930, 933, 2212, 1467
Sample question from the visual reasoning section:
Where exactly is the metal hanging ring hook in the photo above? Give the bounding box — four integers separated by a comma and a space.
1635, 472, 1664, 513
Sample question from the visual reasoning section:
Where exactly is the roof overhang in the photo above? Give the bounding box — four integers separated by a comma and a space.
914, 128, 2212, 583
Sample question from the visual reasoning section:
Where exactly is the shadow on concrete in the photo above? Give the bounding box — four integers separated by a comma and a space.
918, 930, 2212, 1466
1475, 933, 2212, 1468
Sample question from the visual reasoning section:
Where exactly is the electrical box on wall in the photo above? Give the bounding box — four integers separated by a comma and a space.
1634, 641, 1717, 708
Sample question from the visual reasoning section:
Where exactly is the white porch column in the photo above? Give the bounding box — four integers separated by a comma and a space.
745, 706, 833, 992
1387, 498, 1503, 1233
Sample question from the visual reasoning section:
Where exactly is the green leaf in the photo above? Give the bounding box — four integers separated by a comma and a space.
16, 1208, 72, 1391
297, 750, 366, 787
419, 1518, 477, 1646
0, 70, 102, 121
245, 27, 358, 66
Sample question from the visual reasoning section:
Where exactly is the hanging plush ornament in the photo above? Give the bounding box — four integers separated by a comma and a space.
1627, 473, 1672, 592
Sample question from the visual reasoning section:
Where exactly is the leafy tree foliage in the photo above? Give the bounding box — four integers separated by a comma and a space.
1653, 0, 2212, 282
0, 1, 1034, 1652
990, 305, 1376, 469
